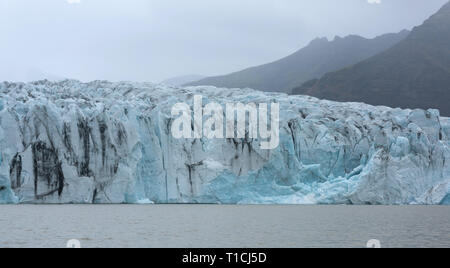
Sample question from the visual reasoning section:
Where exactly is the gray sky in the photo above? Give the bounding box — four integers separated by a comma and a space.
0, 0, 448, 82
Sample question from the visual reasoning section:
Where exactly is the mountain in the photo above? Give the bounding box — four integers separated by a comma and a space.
186, 31, 410, 93
293, 1, 450, 116
162, 75, 206, 86
1, 80, 449, 204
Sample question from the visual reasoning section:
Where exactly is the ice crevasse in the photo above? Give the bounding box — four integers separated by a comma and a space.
0, 80, 449, 204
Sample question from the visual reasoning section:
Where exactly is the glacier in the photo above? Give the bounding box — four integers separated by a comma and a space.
0, 80, 449, 204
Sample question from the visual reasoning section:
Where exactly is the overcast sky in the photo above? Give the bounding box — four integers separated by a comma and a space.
0, 0, 448, 82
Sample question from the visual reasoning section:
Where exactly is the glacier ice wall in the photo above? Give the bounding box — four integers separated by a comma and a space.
0, 80, 449, 204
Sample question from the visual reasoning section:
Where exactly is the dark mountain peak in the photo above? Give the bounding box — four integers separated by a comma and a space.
293, 1, 450, 116
334, 34, 365, 42
434, 0, 450, 15
187, 30, 407, 93
308, 37, 329, 46
333, 32, 410, 45
413, 1, 450, 32
308, 35, 367, 47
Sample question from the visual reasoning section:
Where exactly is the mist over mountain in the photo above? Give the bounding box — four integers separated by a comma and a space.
162, 75, 206, 86
186, 31, 410, 93
0, 66, 65, 83
294, 1, 450, 116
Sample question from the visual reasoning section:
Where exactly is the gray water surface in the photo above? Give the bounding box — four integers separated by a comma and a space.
0, 205, 449, 248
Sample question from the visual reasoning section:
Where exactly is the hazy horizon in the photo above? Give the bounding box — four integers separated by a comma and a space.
0, 0, 448, 83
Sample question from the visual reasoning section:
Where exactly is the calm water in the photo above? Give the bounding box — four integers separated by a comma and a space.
0, 205, 449, 248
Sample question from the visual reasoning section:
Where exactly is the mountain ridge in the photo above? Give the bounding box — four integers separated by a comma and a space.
293, 1, 450, 116
186, 31, 410, 93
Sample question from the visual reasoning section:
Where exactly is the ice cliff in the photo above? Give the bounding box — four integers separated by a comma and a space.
0, 80, 449, 204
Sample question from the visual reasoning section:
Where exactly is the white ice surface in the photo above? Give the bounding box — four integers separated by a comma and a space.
0, 80, 448, 204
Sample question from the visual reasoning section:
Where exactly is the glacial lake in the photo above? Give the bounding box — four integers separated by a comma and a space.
0, 205, 449, 248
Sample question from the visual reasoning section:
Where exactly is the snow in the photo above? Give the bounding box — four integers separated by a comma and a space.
0, 80, 449, 204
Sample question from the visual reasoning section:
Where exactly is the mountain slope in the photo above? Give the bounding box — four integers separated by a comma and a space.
293, 1, 450, 116
186, 31, 409, 93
